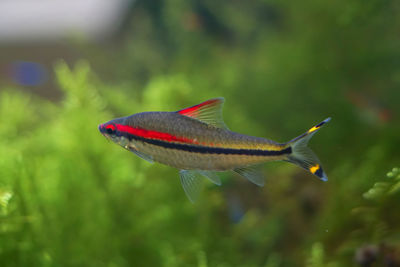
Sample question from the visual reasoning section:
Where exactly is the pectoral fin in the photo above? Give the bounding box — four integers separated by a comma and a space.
126, 145, 154, 163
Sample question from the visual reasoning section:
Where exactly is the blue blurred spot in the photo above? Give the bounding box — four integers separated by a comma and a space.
12, 61, 47, 86
228, 195, 245, 223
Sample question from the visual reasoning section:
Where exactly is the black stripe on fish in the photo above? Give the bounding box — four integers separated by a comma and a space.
126, 133, 292, 156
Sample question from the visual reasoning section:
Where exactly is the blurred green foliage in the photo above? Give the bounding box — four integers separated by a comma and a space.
1, 0, 400, 266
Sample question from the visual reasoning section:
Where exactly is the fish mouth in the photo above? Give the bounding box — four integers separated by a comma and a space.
98, 124, 112, 143
98, 124, 106, 137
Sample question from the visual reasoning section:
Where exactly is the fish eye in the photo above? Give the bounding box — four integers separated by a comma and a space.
106, 125, 116, 135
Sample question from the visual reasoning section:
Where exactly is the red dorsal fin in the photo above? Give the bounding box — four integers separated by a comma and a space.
177, 97, 228, 129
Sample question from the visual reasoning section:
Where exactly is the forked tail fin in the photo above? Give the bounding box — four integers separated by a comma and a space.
285, 118, 331, 181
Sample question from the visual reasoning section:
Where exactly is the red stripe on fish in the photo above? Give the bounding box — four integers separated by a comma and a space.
115, 124, 199, 145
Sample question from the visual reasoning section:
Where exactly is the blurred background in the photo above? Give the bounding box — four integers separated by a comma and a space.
1, 0, 400, 266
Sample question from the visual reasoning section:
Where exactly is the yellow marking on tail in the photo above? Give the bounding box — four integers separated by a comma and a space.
308, 126, 320, 133
309, 164, 320, 174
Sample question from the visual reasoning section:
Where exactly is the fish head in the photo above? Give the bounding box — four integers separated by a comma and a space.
98, 118, 129, 148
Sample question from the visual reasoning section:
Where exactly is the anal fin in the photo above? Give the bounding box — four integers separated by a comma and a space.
234, 165, 265, 187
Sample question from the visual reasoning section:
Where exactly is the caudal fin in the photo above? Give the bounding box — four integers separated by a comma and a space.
285, 118, 331, 181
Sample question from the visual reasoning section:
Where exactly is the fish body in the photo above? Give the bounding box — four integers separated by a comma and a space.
99, 98, 330, 202
112, 111, 288, 170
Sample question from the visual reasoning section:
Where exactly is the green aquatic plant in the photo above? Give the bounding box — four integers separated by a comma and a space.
363, 168, 400, 200
330, 167, 400, 266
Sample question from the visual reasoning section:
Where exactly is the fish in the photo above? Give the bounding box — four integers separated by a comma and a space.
98, 97, 331, 202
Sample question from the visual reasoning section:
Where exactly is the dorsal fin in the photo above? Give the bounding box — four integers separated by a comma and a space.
177, 98, 228, 129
